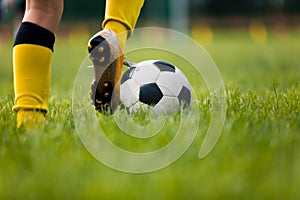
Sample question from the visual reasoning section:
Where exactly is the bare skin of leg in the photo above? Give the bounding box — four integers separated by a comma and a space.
23, 0, 63, 33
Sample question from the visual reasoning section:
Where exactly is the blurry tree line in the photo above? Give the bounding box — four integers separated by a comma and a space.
1, 0, 299, 24
191, 0, 300, 16
62, 0, 300, 20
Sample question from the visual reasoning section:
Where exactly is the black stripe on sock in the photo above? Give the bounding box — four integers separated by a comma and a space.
14, 22, 55, 52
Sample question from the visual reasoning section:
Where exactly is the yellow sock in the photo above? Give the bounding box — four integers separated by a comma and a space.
13, 22, 55, 129
13, 44, 52, 128
102, 0, 144, 48
104, 20, 128, 51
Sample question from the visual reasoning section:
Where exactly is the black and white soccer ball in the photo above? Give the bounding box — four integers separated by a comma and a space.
119, 60, 192, 115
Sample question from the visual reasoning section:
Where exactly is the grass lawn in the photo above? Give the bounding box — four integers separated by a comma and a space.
0, 26, 299, 199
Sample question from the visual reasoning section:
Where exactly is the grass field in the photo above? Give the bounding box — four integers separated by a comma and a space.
0, 26, 300, 199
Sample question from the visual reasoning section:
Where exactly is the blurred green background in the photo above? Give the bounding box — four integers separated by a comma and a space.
1, 0, 300, 31
1, 0, 299, 90
0, 1, 300, 200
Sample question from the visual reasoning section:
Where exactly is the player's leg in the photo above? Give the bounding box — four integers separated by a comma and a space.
13, 0, 63, 128
102, 0, 145, 50
88, 0, 144, 113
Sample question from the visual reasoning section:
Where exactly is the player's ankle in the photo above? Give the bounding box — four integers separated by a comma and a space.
104, 20, 128, 51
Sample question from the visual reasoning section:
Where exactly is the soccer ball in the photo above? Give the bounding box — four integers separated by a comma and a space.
119, 60, 192, 115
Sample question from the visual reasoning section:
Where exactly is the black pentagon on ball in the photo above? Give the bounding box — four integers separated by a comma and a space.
178, 86, 191, 108
120, 67, 136, 85
139, 83, 163, 106
153, 60, 176, 73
